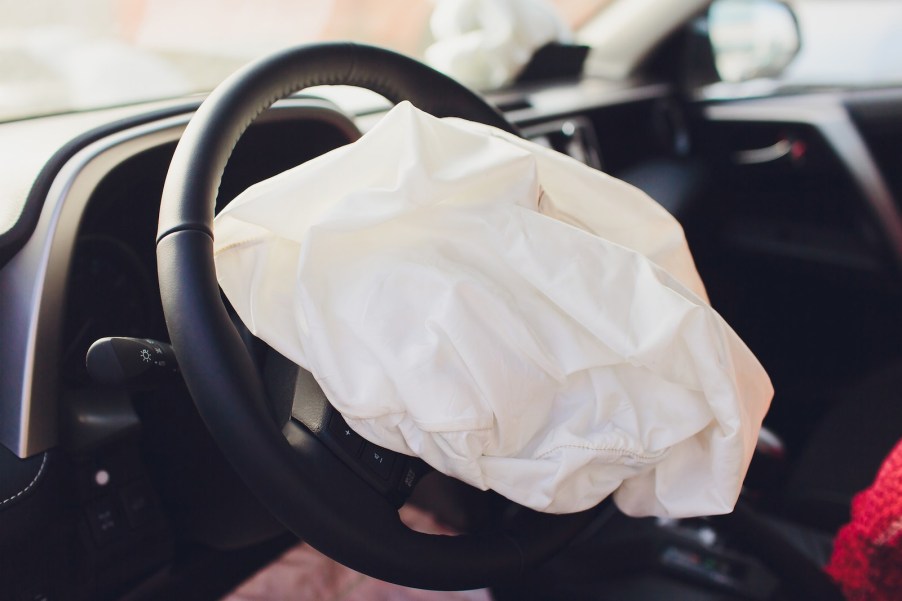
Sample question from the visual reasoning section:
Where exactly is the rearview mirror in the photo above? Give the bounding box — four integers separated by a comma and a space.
708, 0, 800, 82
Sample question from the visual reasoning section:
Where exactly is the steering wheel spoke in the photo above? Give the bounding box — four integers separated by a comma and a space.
280, 364, 432, 508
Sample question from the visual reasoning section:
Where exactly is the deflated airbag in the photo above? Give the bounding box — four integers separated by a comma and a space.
213, 101, 772, 516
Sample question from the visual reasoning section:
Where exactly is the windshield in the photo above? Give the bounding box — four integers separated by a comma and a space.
0, 0, 605, 122
5, 1, 900, 124
782, 0, 902, 88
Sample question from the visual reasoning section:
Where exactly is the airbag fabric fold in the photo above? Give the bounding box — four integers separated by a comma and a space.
213, 102, 772, 516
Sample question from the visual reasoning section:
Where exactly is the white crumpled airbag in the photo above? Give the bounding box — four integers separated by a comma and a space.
213, 101, 773, 517
425, 0, 572, 89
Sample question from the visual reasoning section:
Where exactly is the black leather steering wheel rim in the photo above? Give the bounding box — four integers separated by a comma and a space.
156, 42, 596, 590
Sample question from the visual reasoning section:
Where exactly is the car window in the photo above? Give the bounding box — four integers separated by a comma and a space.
782, 0, 902, 88
0, 0, 607, 122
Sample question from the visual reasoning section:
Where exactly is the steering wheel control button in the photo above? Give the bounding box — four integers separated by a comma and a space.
85, 496, 124, 545
397, 460, 430, 496
327, 412, 365, 455
363, 442, 395, 480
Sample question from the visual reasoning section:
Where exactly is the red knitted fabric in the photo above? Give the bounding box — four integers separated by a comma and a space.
826, 439, 902, 600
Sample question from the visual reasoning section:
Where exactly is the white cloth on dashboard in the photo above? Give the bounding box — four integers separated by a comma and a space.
425, 0, 571, 89
213, 101, 773, 517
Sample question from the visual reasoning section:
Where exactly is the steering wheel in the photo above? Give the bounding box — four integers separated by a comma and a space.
156, 43, 596, 590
